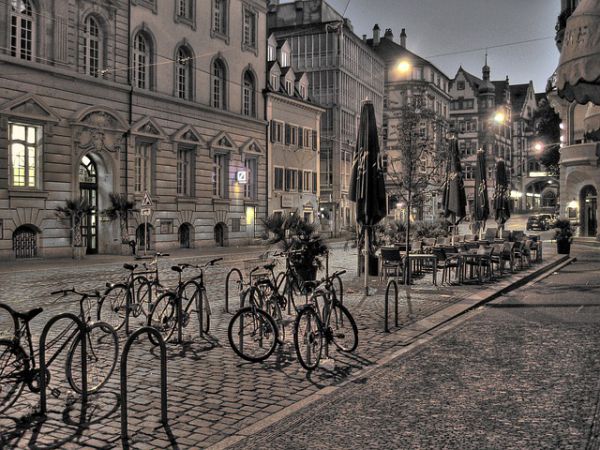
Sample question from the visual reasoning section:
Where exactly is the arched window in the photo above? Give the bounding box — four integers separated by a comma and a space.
10, 0, 35, 60
176, 47, 192, 100
242, 71, 255, 117
133, 32, 151, 89
83, 16, 102, 77
212, 59, 226, 109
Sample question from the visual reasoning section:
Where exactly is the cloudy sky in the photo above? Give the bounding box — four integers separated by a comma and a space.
327, 0, 561, 92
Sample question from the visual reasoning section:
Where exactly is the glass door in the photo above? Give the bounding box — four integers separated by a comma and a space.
79, 155, 98, 254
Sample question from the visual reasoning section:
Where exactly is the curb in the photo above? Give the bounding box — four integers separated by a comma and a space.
206, 254, 571, 450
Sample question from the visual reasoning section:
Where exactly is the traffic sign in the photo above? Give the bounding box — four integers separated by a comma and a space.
141, 207, 151, 217
142, 191, 153, 207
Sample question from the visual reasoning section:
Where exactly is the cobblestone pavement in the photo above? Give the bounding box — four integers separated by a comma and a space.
232, 244, 600, 450
0, 242, 558, 449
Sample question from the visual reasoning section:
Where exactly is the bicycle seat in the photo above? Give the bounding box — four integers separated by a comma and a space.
263, 263, 276, 271
171, 265, 183, 273
123, 263, 137, 271
15, 307, 43, 322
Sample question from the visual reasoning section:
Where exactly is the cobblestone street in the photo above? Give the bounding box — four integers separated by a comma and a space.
0, 241, 566, 448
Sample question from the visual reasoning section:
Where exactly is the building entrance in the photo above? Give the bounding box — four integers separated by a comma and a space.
79, 155, 98, 254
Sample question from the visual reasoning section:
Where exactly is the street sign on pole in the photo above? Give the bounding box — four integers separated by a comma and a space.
142, 191, 153, 207
140, 207, 151, 217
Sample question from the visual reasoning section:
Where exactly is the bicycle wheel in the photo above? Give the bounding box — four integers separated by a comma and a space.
148, 292, 178, 343
98, 284, 129, 331
228, 307, 277, 362
329, 303, 358, 353
265, 294, 285, 343
182, 281, 210, 334
66, 322, 119, 394
0, 304, 17, 340
293, 307, 323, 371
0, 339, 28, 414
133, 276, 153, 318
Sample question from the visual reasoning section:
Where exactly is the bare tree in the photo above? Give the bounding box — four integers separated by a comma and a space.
384, 90, 448, 281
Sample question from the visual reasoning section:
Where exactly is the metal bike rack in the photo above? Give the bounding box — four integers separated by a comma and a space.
334, 275, 344, 307
384, 280, 400, 333
121, 326, 168, 441
39, 313, 88, 415
225, 268, 243, 313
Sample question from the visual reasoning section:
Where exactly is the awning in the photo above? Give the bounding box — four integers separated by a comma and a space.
556, 0, 600, 105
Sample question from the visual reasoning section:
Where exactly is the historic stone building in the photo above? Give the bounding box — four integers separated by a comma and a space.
267, 0, 384, 235
265, 34, 324, 222
448, 62, 513, 217
365, 26, 451, 221
550, 0, 599, 238
0, 0, 268, 258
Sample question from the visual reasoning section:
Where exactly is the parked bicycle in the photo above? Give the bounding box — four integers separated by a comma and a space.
0, 289, 119, 413
98, 252, 169, 331
148, 258, 222, 342
227, 270, 279, 363
293, 270, 358, 371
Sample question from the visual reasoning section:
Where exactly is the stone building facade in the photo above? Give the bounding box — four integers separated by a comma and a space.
266, 34, 324, 222
366, 26, 451, 221
0, 0, 268, 258
267, 0, 384, 236
448, 63, 513, 217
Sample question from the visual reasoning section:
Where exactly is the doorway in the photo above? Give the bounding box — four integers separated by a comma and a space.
580, 185, 597, 237
79, 155, 98, 254
214, 222, 228, 247
179, 223, 193, 248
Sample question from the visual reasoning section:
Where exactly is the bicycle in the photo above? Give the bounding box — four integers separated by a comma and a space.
293, 270, 358, 371
0, 289, 119, 413
227, 272, 279, 363
98, 252, 169, 331
148, 258, 222, 343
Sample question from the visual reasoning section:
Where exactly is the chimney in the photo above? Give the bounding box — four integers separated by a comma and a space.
373, 24, 380, 46
362, 34, 367, 42
400, 28, 407, 48
384, 28, 393, 41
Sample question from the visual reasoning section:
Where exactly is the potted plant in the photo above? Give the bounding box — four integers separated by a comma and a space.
55, 198, 93, 259
102, 193, 137, 255
554, 218, 574, 254
261, 212, 328, 282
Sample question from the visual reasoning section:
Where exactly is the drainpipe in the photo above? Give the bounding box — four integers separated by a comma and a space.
124, 1, 132, 236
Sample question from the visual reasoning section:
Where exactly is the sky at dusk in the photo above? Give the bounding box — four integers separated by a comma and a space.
327, 0, 561, 92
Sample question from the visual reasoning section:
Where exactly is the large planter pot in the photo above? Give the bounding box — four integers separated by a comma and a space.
556, 238, 571, 255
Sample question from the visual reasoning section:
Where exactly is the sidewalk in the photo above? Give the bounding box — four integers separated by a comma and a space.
0, 246, 569, 449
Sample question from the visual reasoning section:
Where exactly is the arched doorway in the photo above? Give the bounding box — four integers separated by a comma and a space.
179, 223, 193, 248
580, 185, 597, 237
136, 224, 154, 253
13, 225, 39, 259
214, 222, 228, 247
542, 190, 557, 208
79, 155, 98, 254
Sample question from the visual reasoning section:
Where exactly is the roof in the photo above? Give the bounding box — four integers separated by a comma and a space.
280, 66, 294, 77
295, 72, 306, 81
509, 83, 530, 115
457, 67, 484, 91
492, 80, 509, 105
366, 36, 450, 80
267, 61, 279, 72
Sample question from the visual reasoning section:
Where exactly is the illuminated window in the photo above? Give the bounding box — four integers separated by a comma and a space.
9, 122, 41, 188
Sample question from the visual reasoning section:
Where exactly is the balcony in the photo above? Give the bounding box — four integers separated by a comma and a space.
559, 142, 600, 167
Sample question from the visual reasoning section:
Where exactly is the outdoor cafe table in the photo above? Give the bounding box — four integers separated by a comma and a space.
405, 253, 438, 285
457, 251, 493, 284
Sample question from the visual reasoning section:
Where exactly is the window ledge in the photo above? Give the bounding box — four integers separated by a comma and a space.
8, 189, 49, 199
212, 197, 230, 206
243, 199, 258, 206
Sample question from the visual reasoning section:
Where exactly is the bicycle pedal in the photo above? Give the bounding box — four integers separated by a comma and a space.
51, 388, 62, 399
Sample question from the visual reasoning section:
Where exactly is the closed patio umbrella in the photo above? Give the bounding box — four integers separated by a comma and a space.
442, 136, 467, 244
494, 159, 511, 232
349, 101, 386, 295
473, 149, 490, 239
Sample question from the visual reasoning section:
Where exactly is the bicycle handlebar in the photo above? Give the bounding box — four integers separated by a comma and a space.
178, 257, 223, 271
50, 288, 101, 298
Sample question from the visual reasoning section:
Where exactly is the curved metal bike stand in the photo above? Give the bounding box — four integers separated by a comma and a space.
120, 326, 168, 442
224, 268, 243, 313
39, 313, 87, 415
384, 280, 399, 333
334, 275, 344, 307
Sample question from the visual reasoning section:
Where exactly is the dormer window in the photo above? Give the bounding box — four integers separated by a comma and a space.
300, 85, 306, 99
281, 51, 289, 67
285, 80, 293, 95
457, 80, 465, 90
270, 73, 279, 90
268, 45, 276, 62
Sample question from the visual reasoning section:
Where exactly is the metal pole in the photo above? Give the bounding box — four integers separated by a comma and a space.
364, 227, 370, 296
144, 215, 148, 256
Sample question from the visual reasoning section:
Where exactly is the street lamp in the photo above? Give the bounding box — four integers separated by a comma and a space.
396, 60, 411, 74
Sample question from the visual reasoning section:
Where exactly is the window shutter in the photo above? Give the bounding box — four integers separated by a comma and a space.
297, 169, 303, 192
298, 127, 303, 147
270, 120, 276, 142
312, 172, 317, 193
285, 124, 291, 145
312, 130, 317, 150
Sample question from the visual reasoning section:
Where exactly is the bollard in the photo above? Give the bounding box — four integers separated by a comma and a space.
121, 327, 168, 442
224, 268, 243, 313
384, 280, 399, 333
39, 313, 87, 415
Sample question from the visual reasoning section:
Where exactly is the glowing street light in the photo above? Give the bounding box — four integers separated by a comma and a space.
396, 60, 411, 74
493, 111, 505, 124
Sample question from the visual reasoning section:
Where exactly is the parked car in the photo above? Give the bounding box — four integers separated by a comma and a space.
526, 214, 555, 231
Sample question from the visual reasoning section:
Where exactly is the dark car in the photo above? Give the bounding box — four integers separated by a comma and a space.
526, 214, 554, 231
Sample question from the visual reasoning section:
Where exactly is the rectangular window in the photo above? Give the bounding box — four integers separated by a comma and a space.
177, 146, 194, 196
269, 120, 276, 143
213, 0, 227, 35
291, 126, 297, 146
297, 169, 303, 191
276, 122, 283, 143
9, 122, 40, 188
304, 128, 311, 148
303, 171, 311, 192
268, 45, 276, 61
134, 142, 153, 193
231, 217, 241, 232
212, 153, 227, 198
285, 168, 297, 191
298, 127, 304, 148
312, 172, 317, 193
244, 158, 257, 199
243, 9, 256, 48
285, 124, 291, 145
312, 130, 318, 150
274, 167, 284, 191
457, 80, 465, 90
